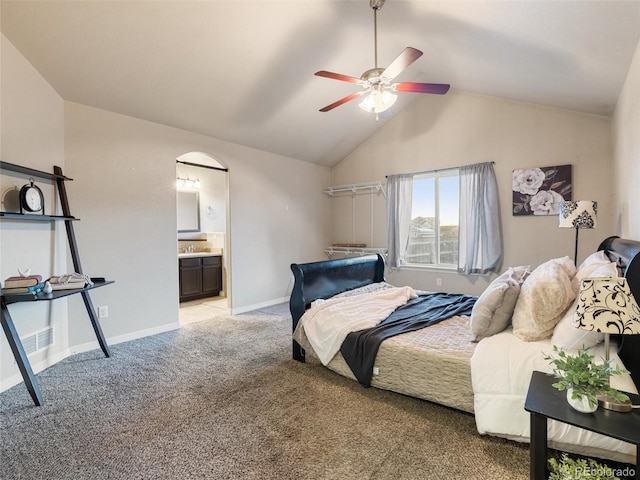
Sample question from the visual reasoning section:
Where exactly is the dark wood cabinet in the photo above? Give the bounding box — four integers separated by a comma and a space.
179, 258, 202, 298
179, 255, 221, 302
202, 256, 221, 296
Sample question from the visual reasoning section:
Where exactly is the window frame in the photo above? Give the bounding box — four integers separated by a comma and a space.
404, 168, 460, 270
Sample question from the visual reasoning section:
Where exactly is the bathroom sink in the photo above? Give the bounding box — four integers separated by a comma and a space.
178, 249, 222, 258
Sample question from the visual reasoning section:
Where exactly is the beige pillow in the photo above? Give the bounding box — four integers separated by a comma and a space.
551, 261, 619, 349
470, 266, 530, 341
512, 256, 576, 342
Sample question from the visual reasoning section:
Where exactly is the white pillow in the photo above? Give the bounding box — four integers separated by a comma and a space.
571, 250, 616, 294
470, 266, 530, 342
512, 256, 576, 342
552, 261, 619, 349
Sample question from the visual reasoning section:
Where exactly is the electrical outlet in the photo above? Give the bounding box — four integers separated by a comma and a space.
436, 278, 442, 287
98, 306, 109, 319
373, 367, 380, 376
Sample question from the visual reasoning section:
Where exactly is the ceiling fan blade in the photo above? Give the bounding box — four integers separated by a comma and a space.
393, 82, 450, 94
319, 91, 367, 112
381, 47, 423, 81
315, 70, 363, 85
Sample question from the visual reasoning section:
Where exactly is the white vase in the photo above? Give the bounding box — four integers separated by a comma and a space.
566, 388, 597, 413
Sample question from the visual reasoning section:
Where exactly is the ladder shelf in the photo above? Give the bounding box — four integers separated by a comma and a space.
0, 162, 113, 406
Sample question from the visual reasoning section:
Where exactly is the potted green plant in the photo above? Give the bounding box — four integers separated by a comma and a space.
544, 345, 629, 412
548, 453, 622, 480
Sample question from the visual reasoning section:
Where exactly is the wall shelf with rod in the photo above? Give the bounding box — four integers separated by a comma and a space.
322, 180, 387, 259
324, 246, 388, 259
322, 181, 386, 198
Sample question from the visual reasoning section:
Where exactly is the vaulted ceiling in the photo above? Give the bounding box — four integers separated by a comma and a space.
2, 1, 639, 167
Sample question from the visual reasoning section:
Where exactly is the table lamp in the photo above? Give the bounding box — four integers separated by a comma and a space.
573, 276, 640, 412
559, 201, 597, 265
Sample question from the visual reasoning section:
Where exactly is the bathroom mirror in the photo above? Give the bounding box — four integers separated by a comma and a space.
177, 191, 200, 232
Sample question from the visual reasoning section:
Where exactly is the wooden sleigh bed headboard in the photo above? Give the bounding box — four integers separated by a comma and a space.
289, 254, 385, 361
289, 237, 640, 386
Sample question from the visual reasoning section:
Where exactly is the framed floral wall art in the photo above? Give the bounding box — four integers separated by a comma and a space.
512, 164, 572, 216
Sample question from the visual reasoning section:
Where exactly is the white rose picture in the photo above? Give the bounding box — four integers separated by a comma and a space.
512, 164, 572, 216
512, 168, 545, 195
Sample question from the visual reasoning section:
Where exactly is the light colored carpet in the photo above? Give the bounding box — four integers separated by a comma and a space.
0, 303, 532, 479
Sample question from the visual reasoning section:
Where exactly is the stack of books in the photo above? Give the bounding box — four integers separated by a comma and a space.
2, 275, 45, 296
47, 274, 89, 291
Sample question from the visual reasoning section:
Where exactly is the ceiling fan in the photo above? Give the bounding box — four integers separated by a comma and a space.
315, 0, 450, 118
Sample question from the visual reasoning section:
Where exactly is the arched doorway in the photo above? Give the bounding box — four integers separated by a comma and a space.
176, 152, 231, 323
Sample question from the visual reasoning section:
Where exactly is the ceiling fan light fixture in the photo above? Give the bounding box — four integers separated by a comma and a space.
315, 0, 449, 114
359, 89, 397, 114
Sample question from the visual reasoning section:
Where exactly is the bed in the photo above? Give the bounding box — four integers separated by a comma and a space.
290, 236, 640, 464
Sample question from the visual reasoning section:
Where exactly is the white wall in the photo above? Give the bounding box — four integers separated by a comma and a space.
0, 34, 69, 388
226, 145, 333, 308
612, 38, 640, 240
331, 90, 614, 296
64, 101, 332, 349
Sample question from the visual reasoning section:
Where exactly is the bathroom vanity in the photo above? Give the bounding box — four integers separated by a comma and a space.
178, 252, 222, 302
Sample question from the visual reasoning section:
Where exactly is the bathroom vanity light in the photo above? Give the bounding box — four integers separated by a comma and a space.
176, 175, 201, 189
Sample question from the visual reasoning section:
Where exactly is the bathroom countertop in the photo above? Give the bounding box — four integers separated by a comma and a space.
178, 249, 222, 259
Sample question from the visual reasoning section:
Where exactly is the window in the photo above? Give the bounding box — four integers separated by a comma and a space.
387, 162, 500, 273
406, 170, 459, 268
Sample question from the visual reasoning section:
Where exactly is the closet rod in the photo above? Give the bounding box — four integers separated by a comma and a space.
176, 160, 228, 172
322, 181, 385, 196
385, 161, 495, 178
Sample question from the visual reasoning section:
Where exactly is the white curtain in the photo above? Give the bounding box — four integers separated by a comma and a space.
457, 162, 502, 274
386, 174, 413, 268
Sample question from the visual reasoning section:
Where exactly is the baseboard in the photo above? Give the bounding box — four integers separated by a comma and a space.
0, 349, 71, 393
0, 322, 180, 394
69, 322, 180, 355
231, 296, 289, 315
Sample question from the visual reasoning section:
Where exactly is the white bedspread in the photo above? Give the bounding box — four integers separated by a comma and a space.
471, 327, 639, 463
300, 286, 417, 365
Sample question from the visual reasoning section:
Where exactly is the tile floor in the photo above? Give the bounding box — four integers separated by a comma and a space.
179, 296, 230, 325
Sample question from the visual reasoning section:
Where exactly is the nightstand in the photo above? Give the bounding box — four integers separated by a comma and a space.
524, 371, 640, 480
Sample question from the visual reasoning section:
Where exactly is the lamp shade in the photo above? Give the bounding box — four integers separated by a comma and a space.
573, 277, 640, 335
559, 200, 597, 229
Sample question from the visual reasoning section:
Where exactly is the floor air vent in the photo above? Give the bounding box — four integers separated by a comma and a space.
20, 326, 54, 356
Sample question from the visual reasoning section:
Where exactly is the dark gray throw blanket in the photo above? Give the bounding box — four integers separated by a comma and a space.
340, 292, 477, 387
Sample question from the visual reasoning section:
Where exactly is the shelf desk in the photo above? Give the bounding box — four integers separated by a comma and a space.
0, 162, 113, 406
1, 280, 114, 406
